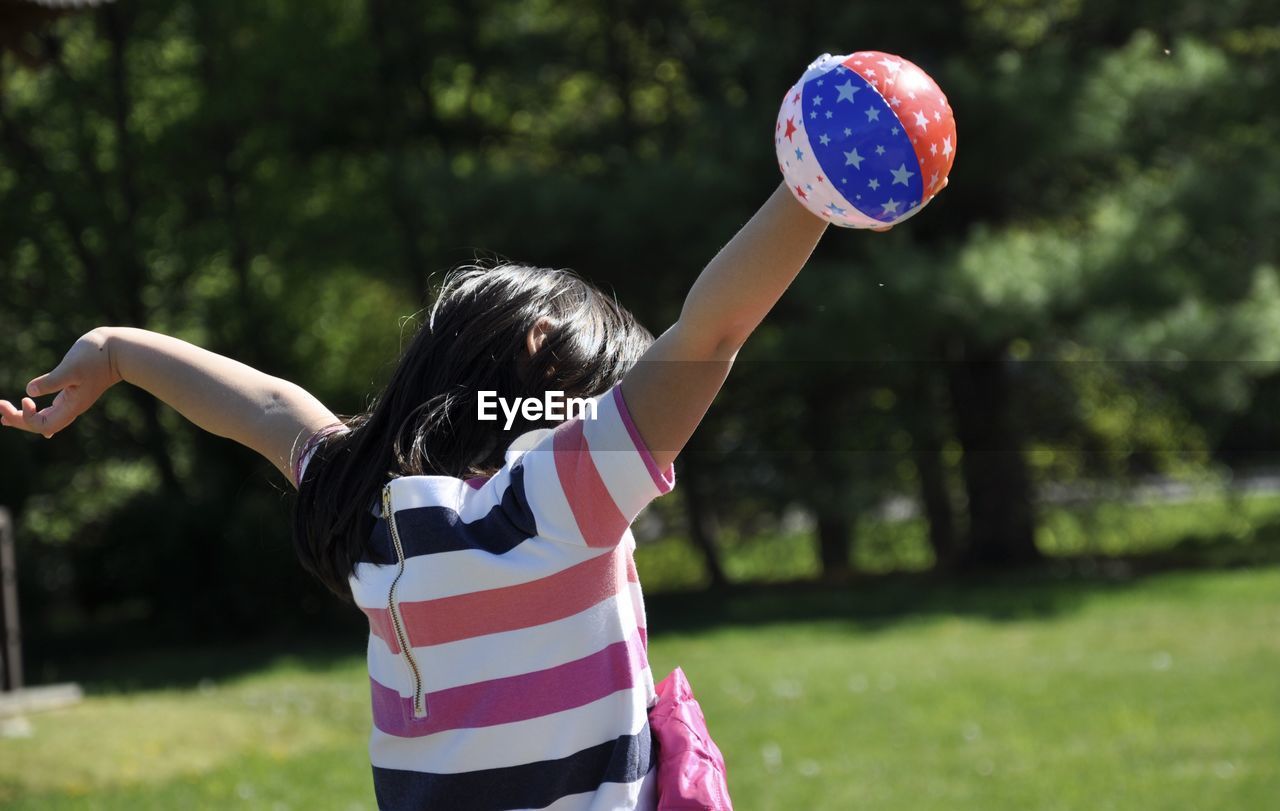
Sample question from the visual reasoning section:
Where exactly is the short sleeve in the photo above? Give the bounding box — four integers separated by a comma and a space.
294, 424, 350, 486
508, 383, 675, 548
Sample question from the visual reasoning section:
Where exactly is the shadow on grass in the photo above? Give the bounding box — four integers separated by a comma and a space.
19, 522, 1280, 696
648, 517, 1280, 636
21, 617, 370, 697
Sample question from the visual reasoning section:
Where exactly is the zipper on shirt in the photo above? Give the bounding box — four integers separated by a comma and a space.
382, 481, 428, 719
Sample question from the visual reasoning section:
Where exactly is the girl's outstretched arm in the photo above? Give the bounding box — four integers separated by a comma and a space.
622, 181, 858, 470
0, 327, 339, 487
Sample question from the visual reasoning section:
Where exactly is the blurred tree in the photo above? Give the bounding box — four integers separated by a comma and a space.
0, 0, 113, 68
1, 0, 1279, 641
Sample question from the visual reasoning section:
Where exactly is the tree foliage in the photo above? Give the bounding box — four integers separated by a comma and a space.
1, 0, 1278, 633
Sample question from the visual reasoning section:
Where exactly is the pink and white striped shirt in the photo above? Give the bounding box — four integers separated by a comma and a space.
299, 384, 674, 810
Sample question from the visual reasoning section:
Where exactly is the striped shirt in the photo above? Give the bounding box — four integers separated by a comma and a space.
298, 384, 675, 810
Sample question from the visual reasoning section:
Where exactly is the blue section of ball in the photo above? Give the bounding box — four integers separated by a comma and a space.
801, 65, 923, 222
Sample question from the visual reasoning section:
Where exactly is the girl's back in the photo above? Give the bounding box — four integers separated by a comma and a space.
306, 383, 674, 810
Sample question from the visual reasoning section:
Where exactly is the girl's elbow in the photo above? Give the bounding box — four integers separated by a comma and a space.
710, 333, 747, 361
669, 321, 747, 362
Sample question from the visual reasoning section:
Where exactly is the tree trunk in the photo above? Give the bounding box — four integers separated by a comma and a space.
803, 382, 856, 579
679, 452, 729, 589
104, 6, 184, 496
816, 512, 852, 578
365, 0, 427, 289
914, 443, 957, 568
946, 344, 1041, 567
904, 367, 959, 568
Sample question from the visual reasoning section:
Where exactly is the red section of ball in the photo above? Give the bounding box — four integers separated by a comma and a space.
841, 52, 956, 199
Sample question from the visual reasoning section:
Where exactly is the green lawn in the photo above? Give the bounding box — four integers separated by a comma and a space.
2, 566, 1277, 810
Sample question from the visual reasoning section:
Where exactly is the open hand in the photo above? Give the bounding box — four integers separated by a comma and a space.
0, 328, 120, 439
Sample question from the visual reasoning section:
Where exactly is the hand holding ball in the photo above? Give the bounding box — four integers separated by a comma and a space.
776, 52, 957, 228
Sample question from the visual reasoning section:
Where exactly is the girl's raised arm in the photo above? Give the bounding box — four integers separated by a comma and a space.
621, 181, 862, 471
0, 327, 339, 487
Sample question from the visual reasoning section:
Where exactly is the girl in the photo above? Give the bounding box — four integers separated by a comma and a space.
2, 181, 848, 810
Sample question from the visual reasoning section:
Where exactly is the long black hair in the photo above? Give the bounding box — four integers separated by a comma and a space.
292, 262, 654, 600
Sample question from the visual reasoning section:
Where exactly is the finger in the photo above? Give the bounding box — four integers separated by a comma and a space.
0, 399, 34, 432
21, 397, 51, 438
34, 390, 78, 438
0, 398, 38, 434
0, 399, 48, 435
0, 399, 20, 427
27, 368, 67, 398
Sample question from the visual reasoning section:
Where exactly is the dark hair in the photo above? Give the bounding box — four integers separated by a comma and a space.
292, 262, 654, 600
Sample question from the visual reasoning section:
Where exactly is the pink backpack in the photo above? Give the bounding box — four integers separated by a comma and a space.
648, 668, 734, 810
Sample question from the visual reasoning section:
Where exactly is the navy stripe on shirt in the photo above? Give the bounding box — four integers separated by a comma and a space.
362, 463, 538, 565
371, 724, 651, 811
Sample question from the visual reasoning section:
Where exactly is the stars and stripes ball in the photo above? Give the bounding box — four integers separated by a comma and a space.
775, 52, 956, 228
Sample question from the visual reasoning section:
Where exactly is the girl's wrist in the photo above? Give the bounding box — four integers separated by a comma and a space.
90, 326, 126, 387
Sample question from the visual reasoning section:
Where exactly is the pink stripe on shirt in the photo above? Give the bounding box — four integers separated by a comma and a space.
553, 419, 630, 547
361, 546, 635, 653
611, 386, 676, 494
370, 631, 649, 737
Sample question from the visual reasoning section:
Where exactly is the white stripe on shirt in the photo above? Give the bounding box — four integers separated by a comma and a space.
368, 687, 650, 774
366, 593, 641, 694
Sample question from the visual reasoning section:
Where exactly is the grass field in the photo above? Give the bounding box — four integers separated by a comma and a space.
1, 564, 1277, 810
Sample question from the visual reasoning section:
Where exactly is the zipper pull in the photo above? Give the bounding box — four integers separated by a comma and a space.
381, 477, 429, 720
